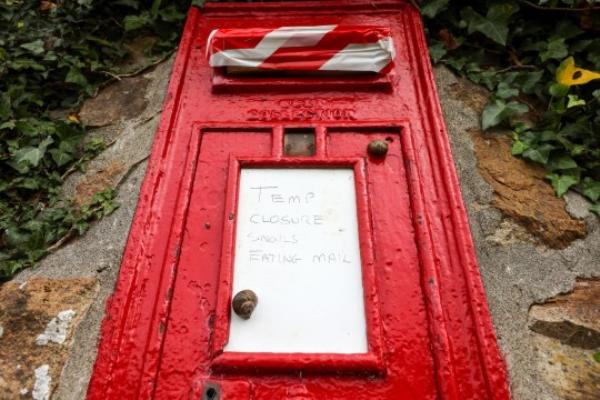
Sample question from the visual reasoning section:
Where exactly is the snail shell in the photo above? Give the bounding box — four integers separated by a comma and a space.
232, 289, 258, 320
367, 139, 389, 158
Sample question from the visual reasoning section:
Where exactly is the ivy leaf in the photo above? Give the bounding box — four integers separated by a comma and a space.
49, 148, 73, 167
549, 83, 569, 97
554, 20, 583, 40
123, 13, 151, 31
12, 136, 54, 169
482, 99, 528, 130
546, 154, 578, 171
428, 41, 446, 63
496, 82, 518, 99
460, 3, 517, 46
582, 178, 600, 202
546, 172, 580, 197
150, 0, 162, 19
114, 0, 140, 9
540, 38, 568, 62
159, 5, 185, 22
65, 67, 88, 87
421, 0, 449, 18
566, 94, 586, 108
511, 140, 528, 155
523, 143, 554, 164
515, 70, 544, 94
20, 39, 45, 55
0, 92, 11, 121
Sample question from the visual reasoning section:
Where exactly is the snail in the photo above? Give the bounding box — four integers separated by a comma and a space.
367, 139, 389, 158
232, 289, 258, 320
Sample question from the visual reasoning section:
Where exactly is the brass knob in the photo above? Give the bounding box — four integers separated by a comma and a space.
367, 140, 389, 158
232, 289, 258, 320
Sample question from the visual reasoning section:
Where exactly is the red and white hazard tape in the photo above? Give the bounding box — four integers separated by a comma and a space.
207, 25, 395, 73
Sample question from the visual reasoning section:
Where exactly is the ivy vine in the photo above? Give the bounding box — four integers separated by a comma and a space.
422, 0, 600, 213
0, 0, 190, 278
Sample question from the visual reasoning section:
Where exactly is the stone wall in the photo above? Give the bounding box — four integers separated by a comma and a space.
0, 60, 598, 399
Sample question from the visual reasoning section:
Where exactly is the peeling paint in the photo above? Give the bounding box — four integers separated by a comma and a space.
32, 365, 51, 400
36, 310, 76, 346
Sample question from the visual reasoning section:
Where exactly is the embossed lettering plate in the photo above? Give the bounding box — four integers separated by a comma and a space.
227, 168, 367, 353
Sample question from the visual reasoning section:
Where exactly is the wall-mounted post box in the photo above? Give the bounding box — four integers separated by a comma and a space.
89, 1, 511, 399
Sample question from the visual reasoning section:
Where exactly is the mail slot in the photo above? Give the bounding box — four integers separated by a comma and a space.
88, 1, 511, 399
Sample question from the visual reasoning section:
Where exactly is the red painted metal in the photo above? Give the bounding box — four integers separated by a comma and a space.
88, 1, 511, 399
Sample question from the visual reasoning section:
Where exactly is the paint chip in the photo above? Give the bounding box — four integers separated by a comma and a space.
32, 365, 51, 400
35, 309, 76, 346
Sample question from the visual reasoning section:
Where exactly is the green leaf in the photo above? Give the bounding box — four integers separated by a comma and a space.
8, 58, 46, 71
549, 83, 569, 98
460, 3, 518, 46
20, 39, 45, 55
546, 172, 580, 197
582, 178, 600, 202
566, 94, 586, 109
12, 137, 54, 168
159, 5, 185, 22
546, 154, 578, 171
482, 99, 528, 130
461, 7, 507, 45
49, 148, 73, 167
554, 20, 583, 40
421, 0, 449, 18
114, 0, 140, 9
523, 143, 554, 164
123, 13, 151, 31
65, 67, 88, 87
496, 82, 518, 99
487, 2, 519, 25
515, 70, 544, 94
540, 38, 568, 62
591, 205, 600, 217
0, 92, 11, 121
150, 0, 162, 18
428, 41, 446, 63
511, 140, 528, 155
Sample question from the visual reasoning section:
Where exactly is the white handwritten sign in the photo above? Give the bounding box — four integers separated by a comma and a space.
225, 168, 367, 354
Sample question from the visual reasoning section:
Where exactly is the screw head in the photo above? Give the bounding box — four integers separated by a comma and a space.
367, 140, 389, 158
232, 289, 258, 320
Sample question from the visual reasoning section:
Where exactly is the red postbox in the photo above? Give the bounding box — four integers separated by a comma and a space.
88, 2, 511, 399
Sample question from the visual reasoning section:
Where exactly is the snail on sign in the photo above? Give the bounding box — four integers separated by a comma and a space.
232, 290, 258, 320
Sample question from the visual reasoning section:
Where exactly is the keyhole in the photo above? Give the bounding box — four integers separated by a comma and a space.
203, 386, 219, 400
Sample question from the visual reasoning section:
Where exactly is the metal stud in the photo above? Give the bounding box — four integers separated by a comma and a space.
232, 289, 258, 320
367, 140, 389, 158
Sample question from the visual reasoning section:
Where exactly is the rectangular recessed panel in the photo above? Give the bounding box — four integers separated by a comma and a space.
226, 168, 367, 353
283, 128, 315, 157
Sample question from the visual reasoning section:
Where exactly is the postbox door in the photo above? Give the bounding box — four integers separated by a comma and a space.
152, 126, 443, 400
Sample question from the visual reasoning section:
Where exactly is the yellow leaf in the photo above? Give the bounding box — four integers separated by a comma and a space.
67, 114, 80, 123
556, 57, 600, 86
